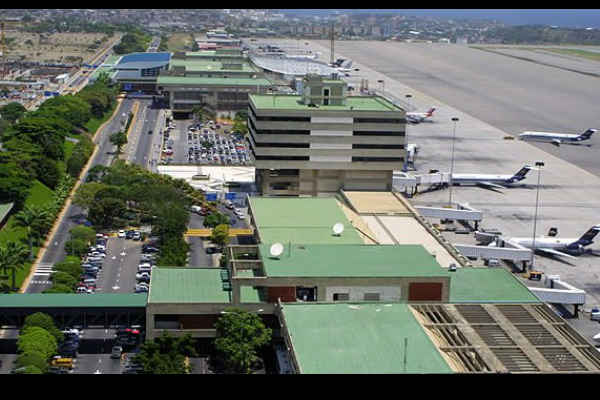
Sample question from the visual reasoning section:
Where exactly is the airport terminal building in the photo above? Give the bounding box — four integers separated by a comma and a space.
156, 50, 272, 115
248, 74, 406, 195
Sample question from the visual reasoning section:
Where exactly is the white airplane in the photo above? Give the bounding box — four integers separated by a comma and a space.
336, 60, 355, 75
406, 107, 436, 124
451, 165, 532, 190
505, 225, 600, 259
519, 128, 596, 147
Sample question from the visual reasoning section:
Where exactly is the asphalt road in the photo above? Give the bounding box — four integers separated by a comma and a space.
127, 98, 165, 169
311, 40, 600, 177
26, 98, 135, 294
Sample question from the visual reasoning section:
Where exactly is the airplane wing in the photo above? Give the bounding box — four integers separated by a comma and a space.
476, 181, 507, 190
536, 247, 578, 259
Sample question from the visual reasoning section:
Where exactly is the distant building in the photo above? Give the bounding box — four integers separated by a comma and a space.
248, 74, 407, 196
109, 52, 171, 92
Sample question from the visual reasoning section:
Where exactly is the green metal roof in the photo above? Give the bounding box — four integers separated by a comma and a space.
249, 94, 402, 112
0, 294, 147, 308
259, 244, 443, 278
237, 269, 266, 303
0, 203, 14, 223
450, 268, 541, 303
170, 59, 257, 72
249, 197, 363, 245
157, 76, 271, 86
282, 302, 453, 374
149, 268, 230, 304
185, 51, 244, 58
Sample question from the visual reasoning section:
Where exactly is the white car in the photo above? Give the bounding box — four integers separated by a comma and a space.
136, 272, 151, 280
118, 230, 126, 238
591, 308, 600, 321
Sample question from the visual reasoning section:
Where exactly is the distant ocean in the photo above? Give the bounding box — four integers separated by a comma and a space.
278, 9, 600, 28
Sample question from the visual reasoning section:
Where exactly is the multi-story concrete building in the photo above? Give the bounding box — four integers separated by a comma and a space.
248, 74, 406, 196
156, 50, 272, 116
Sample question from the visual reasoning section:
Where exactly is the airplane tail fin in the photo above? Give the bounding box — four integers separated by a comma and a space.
575, 225, 600, 245
512, 165, 532, 180
579, 129, 597, 139
426, 107, 436, 116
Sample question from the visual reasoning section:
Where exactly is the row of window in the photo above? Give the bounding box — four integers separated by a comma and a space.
333, 293, 380, 301
352, 157, 404, 162
249, 105, 406, 124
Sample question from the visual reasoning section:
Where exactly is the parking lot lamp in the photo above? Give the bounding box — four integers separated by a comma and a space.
449, 117, 459, 206
405, 94, 412, 111
530, 161, 545, 271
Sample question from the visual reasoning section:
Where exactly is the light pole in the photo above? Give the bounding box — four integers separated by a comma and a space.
405, 94, 412, 111
448, 117, 459, 206
530, 161, 545, 271
377, 79, 384, 96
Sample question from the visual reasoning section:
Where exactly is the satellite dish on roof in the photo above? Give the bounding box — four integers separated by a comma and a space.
332, 223, 344, 236
270, 243, 284, 258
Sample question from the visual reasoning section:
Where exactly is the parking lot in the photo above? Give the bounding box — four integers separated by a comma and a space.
161, 118, 250, 166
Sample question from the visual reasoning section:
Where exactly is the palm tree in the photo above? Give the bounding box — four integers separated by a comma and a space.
0, 242, 29, 292
14, 205, 51, 259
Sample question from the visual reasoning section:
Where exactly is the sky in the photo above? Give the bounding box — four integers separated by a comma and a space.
279, 10, 600, 28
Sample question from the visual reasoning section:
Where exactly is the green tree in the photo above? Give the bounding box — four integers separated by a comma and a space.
0, 160, 33, 209
211, 224, 230, 248
50, 271, 78, 289
232, 119, 248, 135
69, 225, 96, 245
203, 212, 230, 228
22, 312, 63, 344
53, 260, 82, 280
156, 237, 190, 267
110, 131, 128, 154
72, 182, 107, 209
18, 326, 58, 360
42, 283, 75, 294
15, 204, 55, 251
85, 165, 110, 183
214, 308, 272, 374
35, 157, 61, 189
134, 332, 197, 374
88, 197, 126, 228
0, 102, 27, 123
16, 351, 48, 373
64, 238, 88, 258
0, 241, 29, 292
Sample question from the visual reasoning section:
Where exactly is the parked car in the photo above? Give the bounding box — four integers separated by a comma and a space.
135, 286, 149, 293
132, 231, 142, 241
118, 230, 126, 238
111, 346, 123, 359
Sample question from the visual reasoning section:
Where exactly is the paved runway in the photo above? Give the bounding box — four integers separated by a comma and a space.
309, 40, 600, 177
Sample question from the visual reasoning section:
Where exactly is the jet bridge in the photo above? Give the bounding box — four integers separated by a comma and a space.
393, 171, 450, 196
454, 237, 533, 271
527, 275, 586, 318
415, 202, 483, 230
